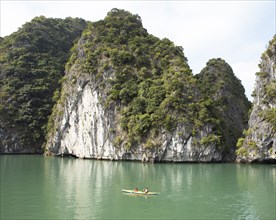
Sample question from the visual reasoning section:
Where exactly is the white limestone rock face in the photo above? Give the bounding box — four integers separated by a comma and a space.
59, 86, 111, 158
47, 79, 123, 160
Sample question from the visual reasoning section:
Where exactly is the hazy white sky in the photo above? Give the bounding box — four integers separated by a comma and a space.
1, 1, 275, 100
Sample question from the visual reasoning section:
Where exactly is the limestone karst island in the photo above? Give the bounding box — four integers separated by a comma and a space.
0, 9, 275, 163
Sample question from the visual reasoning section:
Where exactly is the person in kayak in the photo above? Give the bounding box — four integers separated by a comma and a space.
134, 187, 138, 192
143, 188, 149, 194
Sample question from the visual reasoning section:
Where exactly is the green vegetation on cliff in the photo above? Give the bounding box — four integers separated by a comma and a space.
54, 9, 250, 155
0, 16, 87, 152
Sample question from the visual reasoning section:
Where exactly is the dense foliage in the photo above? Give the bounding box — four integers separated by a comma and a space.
0, 16, 87, 151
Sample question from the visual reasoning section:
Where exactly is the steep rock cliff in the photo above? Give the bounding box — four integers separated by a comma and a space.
0, 16, 87, 153
45, 9, 250, 162
236, 35, 276, 163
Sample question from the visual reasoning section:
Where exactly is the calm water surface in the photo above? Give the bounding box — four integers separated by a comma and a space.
1, 155, 275, 219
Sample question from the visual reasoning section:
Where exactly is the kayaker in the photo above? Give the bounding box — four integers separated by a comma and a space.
143, 188, 149, 193
134, 187, 138, 192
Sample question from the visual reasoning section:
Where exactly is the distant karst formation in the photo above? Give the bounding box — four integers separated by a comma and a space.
1, 9, 275, 163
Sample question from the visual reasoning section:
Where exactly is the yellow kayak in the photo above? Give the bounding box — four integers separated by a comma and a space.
122, 189, 159, 195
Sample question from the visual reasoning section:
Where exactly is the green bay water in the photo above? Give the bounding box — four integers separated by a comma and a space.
1, 155, 275, 219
